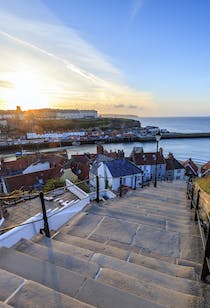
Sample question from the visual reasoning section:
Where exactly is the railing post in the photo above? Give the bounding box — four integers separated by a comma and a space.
96, 175, 100, 203
134, 175, 137, 190
190, 185, 194, 209
194, 189, 200, 222
200, 221, 210, 281
39, 192, 50, 238
119, 177, 122, 197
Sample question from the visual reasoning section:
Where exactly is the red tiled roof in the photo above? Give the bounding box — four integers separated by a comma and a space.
183, 159, 198, 176
5, 165, 63, 192
71, 154, 90, 164
0, 153, 67, 177
201, 161, 210, 175
0, 156, 37, 176
132, 152, 165, 166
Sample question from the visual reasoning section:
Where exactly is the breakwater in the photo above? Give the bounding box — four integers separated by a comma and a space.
1, 132, 210, 153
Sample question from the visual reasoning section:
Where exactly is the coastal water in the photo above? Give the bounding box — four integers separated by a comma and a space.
63, 137, 209, 165
1, 117, 210, 164
64, 116, 210, 164
140, 116, 210, 133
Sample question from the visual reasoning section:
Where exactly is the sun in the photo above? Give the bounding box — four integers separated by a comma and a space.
2, 71, 50, 110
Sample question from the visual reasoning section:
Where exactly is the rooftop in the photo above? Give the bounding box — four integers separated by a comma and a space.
105, 159, 142, 177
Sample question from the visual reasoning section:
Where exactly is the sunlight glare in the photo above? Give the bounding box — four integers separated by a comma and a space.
2, 71, 50, 110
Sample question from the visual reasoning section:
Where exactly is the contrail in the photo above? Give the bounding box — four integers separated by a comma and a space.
0, 29, 109, 87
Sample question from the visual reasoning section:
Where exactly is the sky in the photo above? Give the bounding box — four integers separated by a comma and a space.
0, 0, 210, 117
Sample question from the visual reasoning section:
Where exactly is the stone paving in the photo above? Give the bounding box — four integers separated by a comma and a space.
0, 180, 210, 307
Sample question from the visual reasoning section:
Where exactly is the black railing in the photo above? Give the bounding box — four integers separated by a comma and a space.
187, 180, 210, 281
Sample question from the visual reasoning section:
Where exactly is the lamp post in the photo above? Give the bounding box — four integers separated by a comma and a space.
154, 130, 161, 188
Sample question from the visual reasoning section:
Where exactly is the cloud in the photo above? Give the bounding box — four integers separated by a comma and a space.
0, 80, 14, 88
0, 3, 154, 114
130, 0, 144, 21
128, 104, 137, 109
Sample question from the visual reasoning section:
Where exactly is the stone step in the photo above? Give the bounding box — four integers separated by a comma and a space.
122, 196, 190, 211
0, 267, 94, 307
13, 239, 204, 299
106, 199, 193, 218
14, 239, 99, 279
91, 253, 206, 297
97, 268, 203, 308
16, 238, 191, 285
0, 268, 25, 304
58, 213, 199, 260
76, 278, 163, 308
55, 231, 177, 263
0, 247, 87, 299
0, 248, 160, 308
7, 280, 95, 308
50, 234, 195, 279
88, 206, 199, 235
0, 303, 12, 308
105, 196, 192, 216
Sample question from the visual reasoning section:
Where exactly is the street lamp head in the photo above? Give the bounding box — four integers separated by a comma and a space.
155, 130, 161, 142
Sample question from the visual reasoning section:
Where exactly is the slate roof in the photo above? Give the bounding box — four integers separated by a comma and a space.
105, 159, 142, 177
90, 154, 114, 175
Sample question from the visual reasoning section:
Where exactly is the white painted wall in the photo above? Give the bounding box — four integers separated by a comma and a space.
0, 181, 90, 248
174, 169, 185, 180
27, 131, 85, 140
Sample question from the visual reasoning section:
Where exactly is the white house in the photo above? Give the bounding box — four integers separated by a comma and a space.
130, 148, 166, 182
90, 156, 143, 192
165, 153, 185, 180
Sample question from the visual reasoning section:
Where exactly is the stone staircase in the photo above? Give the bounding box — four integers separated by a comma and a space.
0, 181, 210, 307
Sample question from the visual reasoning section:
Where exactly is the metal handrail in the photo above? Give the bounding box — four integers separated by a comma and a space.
186, 180, 210, 281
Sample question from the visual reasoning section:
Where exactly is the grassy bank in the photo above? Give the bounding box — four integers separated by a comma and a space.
195, 175, 210, 194
37, 117, 140, 131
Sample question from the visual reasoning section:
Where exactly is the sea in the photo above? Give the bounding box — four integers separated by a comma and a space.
1, 117, 210, 165
65, 116, 210, 165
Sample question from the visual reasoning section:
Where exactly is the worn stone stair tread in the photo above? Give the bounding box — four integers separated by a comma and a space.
90, 203, 193, 224
0, 247, 87, 299
0, 268, 25, 303
88, 206, 199, 234
115, 200, 192, 216
91, 253, 206, 296
76, 278, 164, 308
50, 234, 195, 279
54, 232, 175, 263
0, 248, 165, 308
35, 235, 95, 261
97, 268, 204, 307
14, 238, 99, 279
0, 303, 13, 308
15, 238, 195, 282
7, 280, 95, 308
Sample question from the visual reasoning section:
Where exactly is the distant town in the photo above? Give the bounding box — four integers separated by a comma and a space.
0, 107, 209, 153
